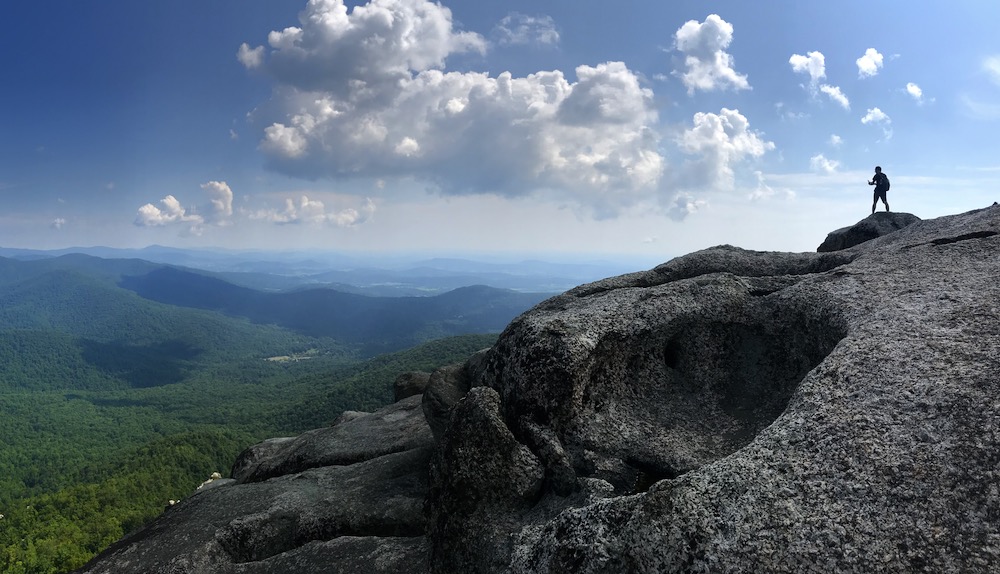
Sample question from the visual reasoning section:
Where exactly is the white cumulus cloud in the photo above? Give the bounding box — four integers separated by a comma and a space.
135, 181, 237, 232
201, 181, 234, 219
673, 14, 750, 95
809, 153, 839, 174
493, 13, 559, 46
790, 50, 848, 109
243, 0, 665, 218
820, 84, 850, 109
237, 42, 265, 69
51, 218, 67, 230
135, 195, 204, 228
665, 193, 707, 222
789, 51, 826, 88
856, 48, 884, 78
678, 108, 775, 192
861, 107, 893, 139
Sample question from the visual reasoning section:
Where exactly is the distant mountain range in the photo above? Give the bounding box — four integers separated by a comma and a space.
118, 266, 550, 355
0, 245, 654, 295
0, 252, 553, 358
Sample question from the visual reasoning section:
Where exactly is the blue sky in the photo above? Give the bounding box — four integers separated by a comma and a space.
3, 0, 1000, 263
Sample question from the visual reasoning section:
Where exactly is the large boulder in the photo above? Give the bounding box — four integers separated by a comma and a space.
434, 204, 1000, 572
817, 211, 920, 251
394, 371, 432, 401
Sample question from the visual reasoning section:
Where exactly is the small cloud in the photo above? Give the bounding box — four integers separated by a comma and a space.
856, 48, 884, 78
201, 181, 234, 219
861, 107, 893, 139
809, 153, 840, 174
820, 84, 850, 110
394, 137, 421, 157
229, 129, 239, 141
493, 13, 559, 46
789, 51, 826, 88
960, 94, 1000, 120
748, 171, 795, 201
775, 102, 808, 121
829, 134, 843, 147
135, 195, 204, 228
249, 196, 376, 227
237, 43, 265, 69
674, 14, 750, 94
984, 56, 1000, 86
135, 181, 236, 232
665, 193, 706, 221
642, 236, 659, 244
51, 218, 66, 230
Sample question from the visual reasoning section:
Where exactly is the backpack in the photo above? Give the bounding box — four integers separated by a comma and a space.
884, 175, 890, 190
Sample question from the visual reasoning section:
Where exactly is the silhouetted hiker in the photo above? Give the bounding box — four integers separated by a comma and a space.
868, 166, 890, 213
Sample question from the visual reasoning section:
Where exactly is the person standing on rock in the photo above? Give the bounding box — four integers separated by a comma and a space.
868, 166, 890, 214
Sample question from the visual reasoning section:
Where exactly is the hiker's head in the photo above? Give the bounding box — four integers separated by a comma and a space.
875, 166, 882, 173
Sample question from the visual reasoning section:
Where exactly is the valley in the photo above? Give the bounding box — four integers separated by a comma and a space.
0, 248, 565, 573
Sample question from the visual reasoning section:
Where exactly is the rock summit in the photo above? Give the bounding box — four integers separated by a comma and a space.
77, 205, 1000, 573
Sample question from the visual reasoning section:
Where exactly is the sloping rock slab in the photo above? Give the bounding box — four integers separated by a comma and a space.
75, 397, 434, 574
817, 211, 920, 251
233, 394, 433, 483
435, 205, 1000, 572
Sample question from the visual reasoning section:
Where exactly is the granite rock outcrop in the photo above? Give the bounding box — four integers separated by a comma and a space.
817, 211, 921, 252
77, 205, 1000, 573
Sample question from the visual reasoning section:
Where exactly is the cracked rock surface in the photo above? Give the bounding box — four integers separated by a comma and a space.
77, 206, 1000, 574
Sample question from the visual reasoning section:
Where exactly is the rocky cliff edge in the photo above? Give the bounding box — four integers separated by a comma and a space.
77, 205, 1000, 573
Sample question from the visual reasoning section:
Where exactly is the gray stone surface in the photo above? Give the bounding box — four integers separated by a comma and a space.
394, 371, 432, 401
449, 204, 1000, 573
77, 205, 1000, 574
75, 395, 435, 574
233, 394, 433, 483
421, 362, 473, 441
818, 211, 920, 251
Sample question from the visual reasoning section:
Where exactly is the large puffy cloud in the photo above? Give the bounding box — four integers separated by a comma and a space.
673, 14, 750, 94
677, 108, 774, 191
256, 0, 486, 95
242, 0, 664, 217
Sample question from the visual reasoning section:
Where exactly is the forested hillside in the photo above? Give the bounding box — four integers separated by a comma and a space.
0, 253, 519, 573
119, 266, 549, 355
